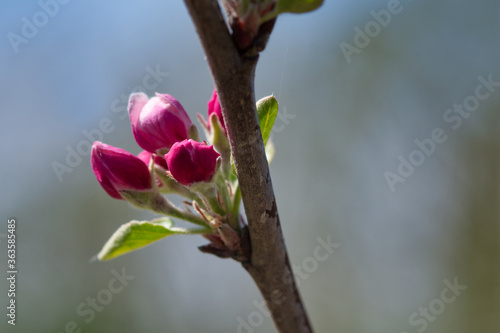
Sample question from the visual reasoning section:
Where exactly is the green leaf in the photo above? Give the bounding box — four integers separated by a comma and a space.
256, 95, 278, 146
97, 218, 205, 261
275, 0, 324, 14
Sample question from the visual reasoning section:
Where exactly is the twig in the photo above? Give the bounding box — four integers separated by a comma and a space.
183, 1, 313, 332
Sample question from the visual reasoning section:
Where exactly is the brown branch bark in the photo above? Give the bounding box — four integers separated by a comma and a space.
183, 1, 313, 332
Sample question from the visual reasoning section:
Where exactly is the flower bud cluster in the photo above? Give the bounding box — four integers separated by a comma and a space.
90, 89, 245, 259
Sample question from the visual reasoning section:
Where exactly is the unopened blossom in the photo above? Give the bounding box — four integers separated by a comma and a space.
207, 89, 226, 132
128, 92, 193, 153
91, 142, 151, 199
165, 139, 220, 186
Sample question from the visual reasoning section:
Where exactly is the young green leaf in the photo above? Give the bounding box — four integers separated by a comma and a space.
97, 218, 208, 261
256, 95, 278, 146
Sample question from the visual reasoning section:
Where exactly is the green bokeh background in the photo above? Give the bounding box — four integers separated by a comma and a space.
1, 0, 499, 332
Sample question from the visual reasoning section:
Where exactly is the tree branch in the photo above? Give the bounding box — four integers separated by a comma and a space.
183, 1, 313, 332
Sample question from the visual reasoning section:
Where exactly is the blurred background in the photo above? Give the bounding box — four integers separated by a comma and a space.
1, 0, 499, 332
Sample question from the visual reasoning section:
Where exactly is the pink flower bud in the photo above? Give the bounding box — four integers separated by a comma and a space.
128, 92, 193, 153
165, 139, 220, 186
137, 150, 169, 170
91, 142, 152, 200
207, 89, 226, 132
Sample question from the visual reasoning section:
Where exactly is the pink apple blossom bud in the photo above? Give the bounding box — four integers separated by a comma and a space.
91, 142, 152, 200
207, 89, 226, 132
128, 92, 193, 153
165, 139, 220, 186
137, 150, 168, 170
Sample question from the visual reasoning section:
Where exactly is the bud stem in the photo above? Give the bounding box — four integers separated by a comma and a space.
231, 185, 242, 227
203, 187, 226, 216
156, 170, 205, 207
220, 151, 232, 179
150, 194, 208, 227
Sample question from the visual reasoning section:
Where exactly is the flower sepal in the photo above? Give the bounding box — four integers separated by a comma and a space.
208, 113, 231, 177
188, 124, 200, 142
